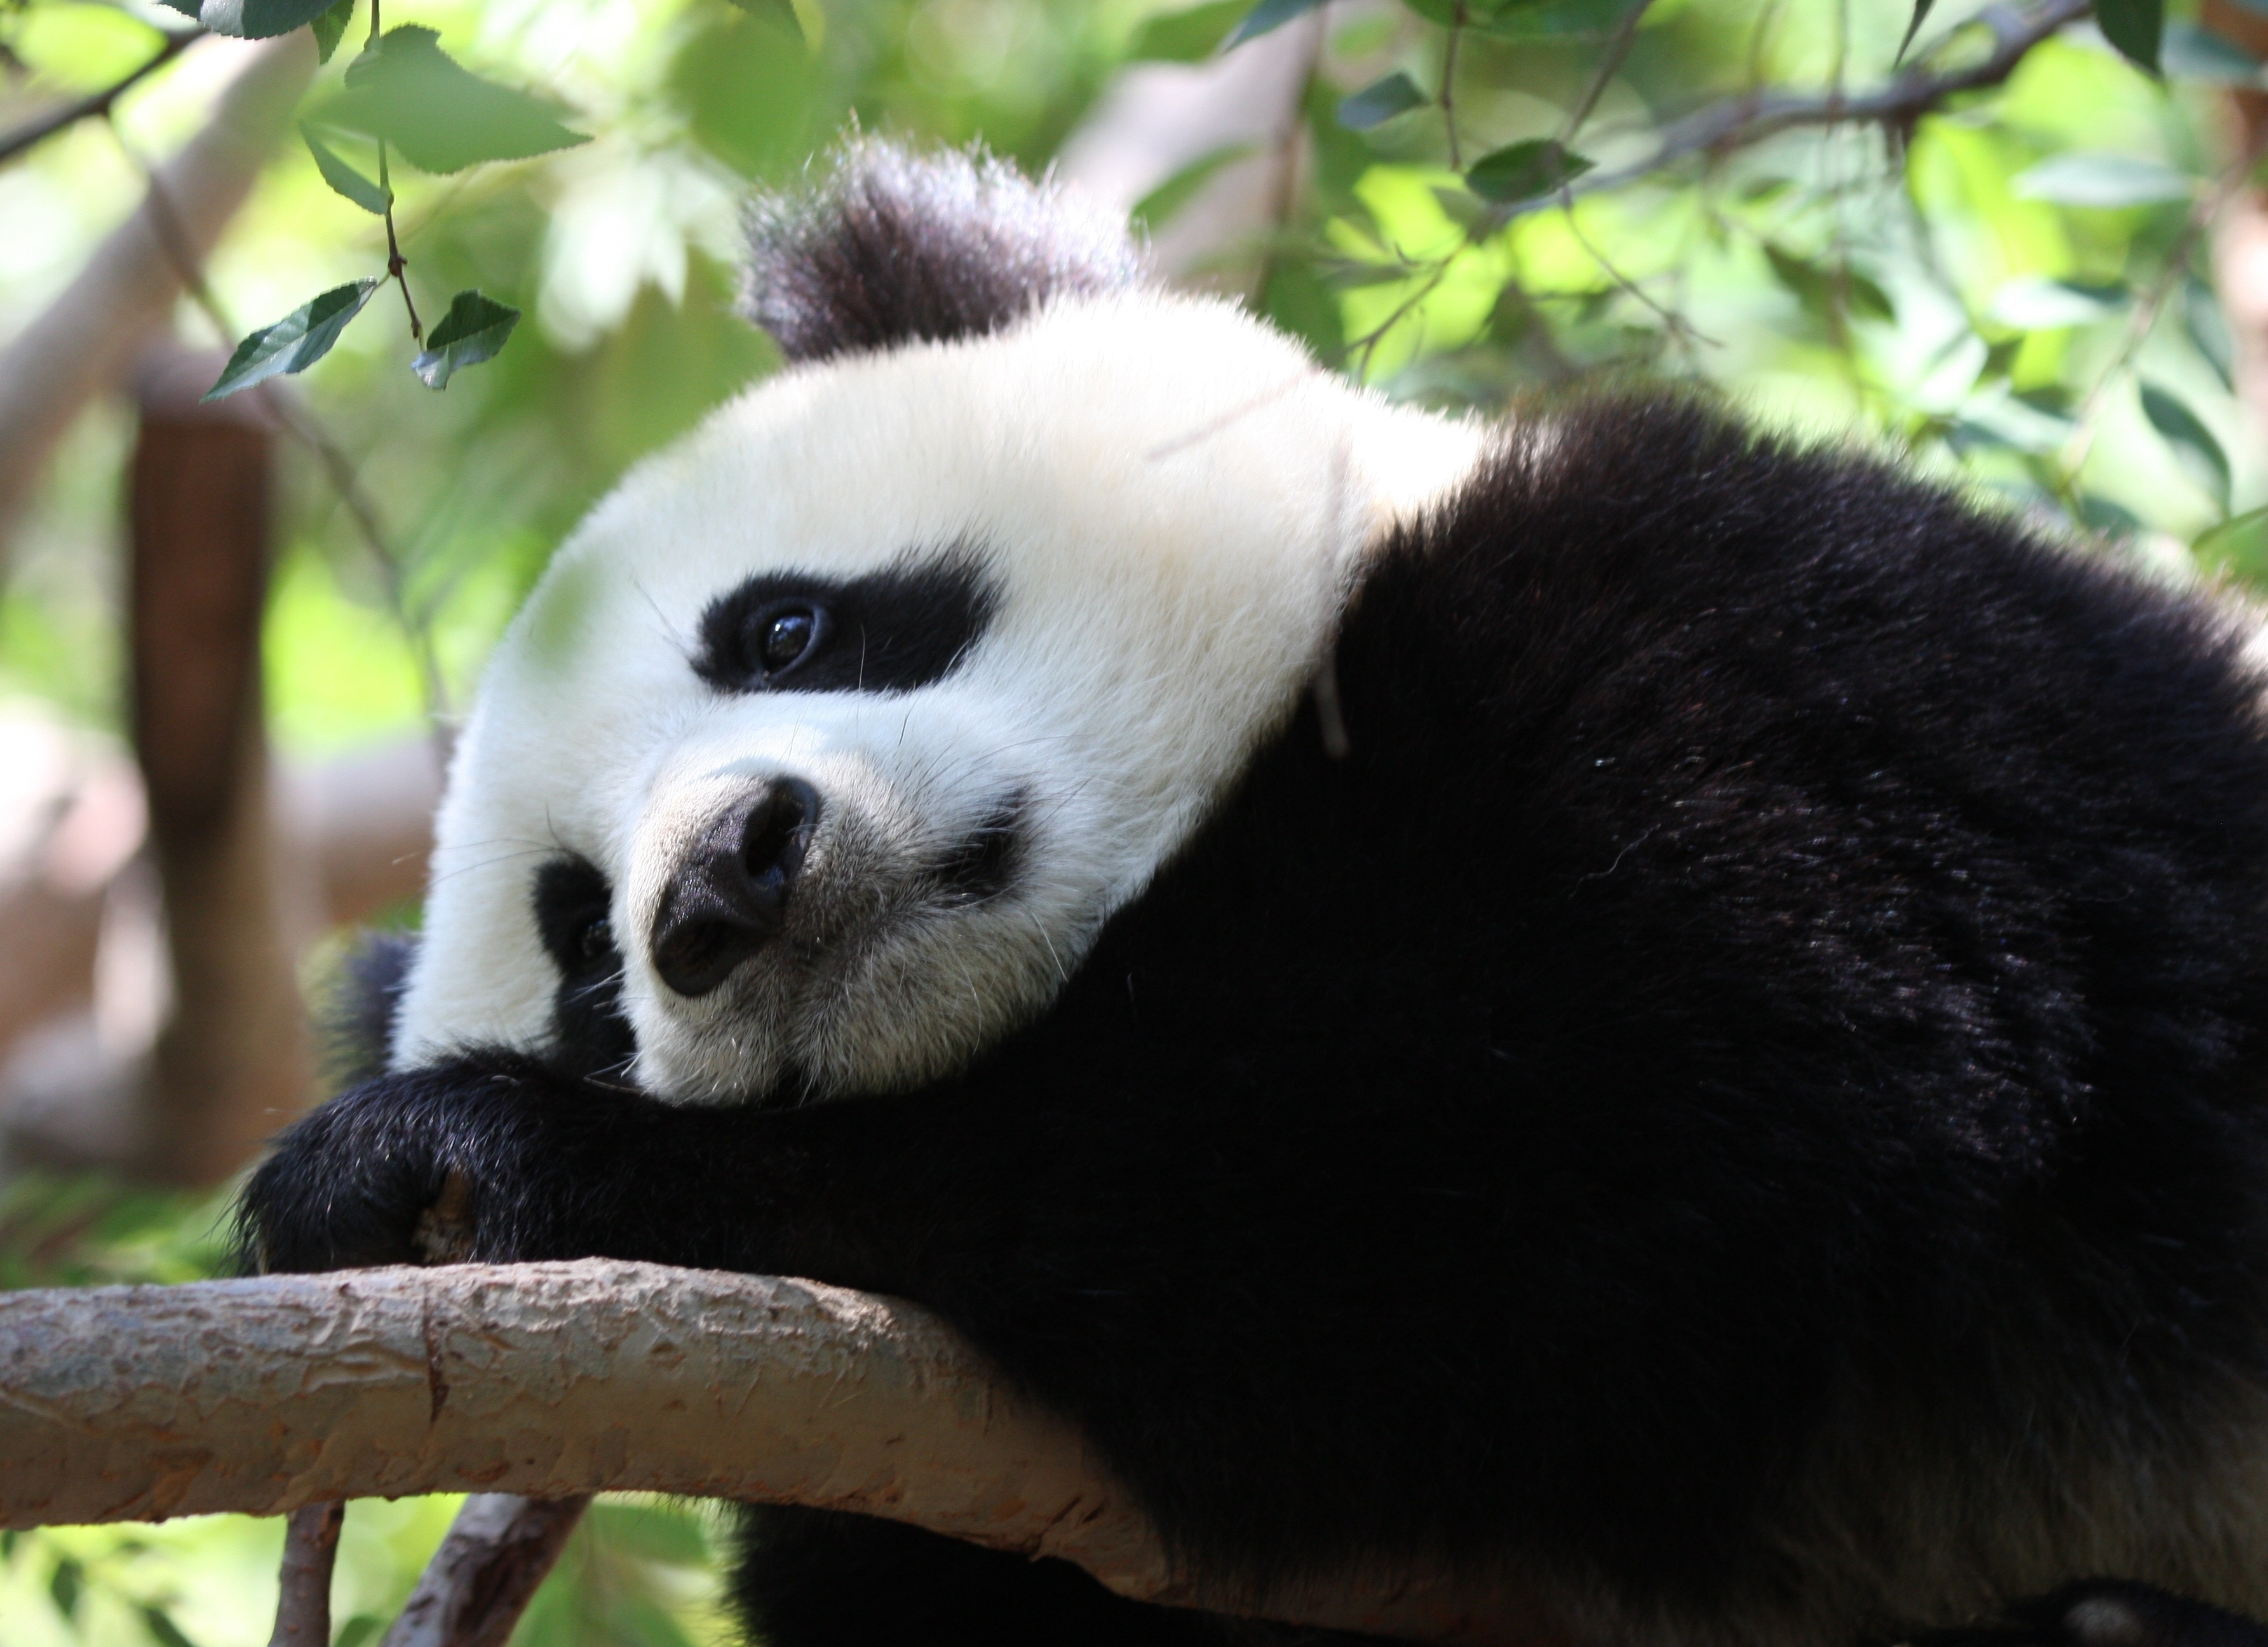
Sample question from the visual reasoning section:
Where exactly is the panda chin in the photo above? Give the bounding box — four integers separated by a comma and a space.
623, 800, 1065, 1108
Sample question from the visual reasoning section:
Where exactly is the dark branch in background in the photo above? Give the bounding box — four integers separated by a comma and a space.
1501, 0, 2091, 226
0, 29, 201, 168
1441, 3, 1467, 172
1347, 0, 2089, 369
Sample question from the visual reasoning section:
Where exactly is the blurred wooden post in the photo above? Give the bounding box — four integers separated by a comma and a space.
127, 348, 313, 1184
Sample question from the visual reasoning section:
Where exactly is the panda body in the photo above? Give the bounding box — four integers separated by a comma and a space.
246, 146, 2268, 1647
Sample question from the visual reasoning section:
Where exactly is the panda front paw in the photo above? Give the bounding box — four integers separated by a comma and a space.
235, 1054, 556, 1275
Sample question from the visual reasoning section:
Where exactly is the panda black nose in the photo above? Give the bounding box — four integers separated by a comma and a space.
649, 778, 821, 998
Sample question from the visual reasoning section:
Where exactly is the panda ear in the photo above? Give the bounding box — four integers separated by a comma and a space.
741, 137, 1151, 364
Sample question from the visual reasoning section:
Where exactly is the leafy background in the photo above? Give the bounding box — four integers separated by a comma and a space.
1, 0, 2263, 1639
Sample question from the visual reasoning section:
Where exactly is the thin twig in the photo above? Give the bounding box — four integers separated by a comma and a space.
109, 125, 454, 737
1441, 3, 1466, 172
1492, 0, 2089, 230
270, 1502, 345, 1647
379, 140, 422, 344
1558, 0, 1652, 147
1250, 9, 1326, 304
0, 30, 200, 167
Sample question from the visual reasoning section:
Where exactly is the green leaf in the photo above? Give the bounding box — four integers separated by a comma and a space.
2078, 494, 2143, 538
2162, 21, 2260, 83
2095, 0, 2165, 74
1896, 0, 1934, 62
141, 1607, 197, 1647
2141, 381, 2231, 510
411, 289, 521, 389
2194, 505, 2268, 585
163, 0, 341, 38
302, 123, 389, 214
723, 0, 806, 44
2012, 152, 2193, 207
309, 0, 354, 63
203, 279, 382, 401
1434, 0, 1638, 39
1131, 144, 1254, 231
49, 1556, 81, 1618
1762, 245, 1894, 324
1224, 0, 1330, 50
1466, 139, 1593, 204
1130, 0, 1247, 60
321, 25, 589, 174
1339, 71, 1428, 130
2187, 279, 2237, 388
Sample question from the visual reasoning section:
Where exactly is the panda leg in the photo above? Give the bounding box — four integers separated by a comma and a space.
729, 1507, 1387, 1647
1914, 1583, 2268, 1647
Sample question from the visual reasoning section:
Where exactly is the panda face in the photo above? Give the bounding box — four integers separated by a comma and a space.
389, 290, 1483, 1104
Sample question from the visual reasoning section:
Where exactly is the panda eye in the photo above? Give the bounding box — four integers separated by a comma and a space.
576, 914, 612, 965
750, 604, 822, 679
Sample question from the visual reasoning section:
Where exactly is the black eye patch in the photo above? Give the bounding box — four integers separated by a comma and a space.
694, 548, 997, 695
532, 857, 635, 1081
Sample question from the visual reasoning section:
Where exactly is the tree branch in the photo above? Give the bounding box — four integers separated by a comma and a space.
0, 1259, 1548, 1644
1494, 0, 2090, 226
376, 1494, 588, 1647
0, 29, 202, 168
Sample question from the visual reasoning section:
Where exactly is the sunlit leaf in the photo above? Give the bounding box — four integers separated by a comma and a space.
1896, 0, 1934, 62
203, 279, 382, 402
2194, 506, 2268, 586
155, 0, 339, 38
2141, 381, 2231, 510
2095, 0, 2165, 74
309, 0, 354, 62
411, 289, 521, 389
1130, 0, 1247, 60
1224, 0, 1331, 50
1339, 71, 1428, 130
1131, 144, 1254, 230
1466, 139, 1593, 204
1985, 276, 2123, 330
2012, 152, 2192, 207
302, 123, 389, 214
321, 25, 588, 174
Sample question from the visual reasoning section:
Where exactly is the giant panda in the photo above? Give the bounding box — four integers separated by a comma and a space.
242, 140, 2268, 1647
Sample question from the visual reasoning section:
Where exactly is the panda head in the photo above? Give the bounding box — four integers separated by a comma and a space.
391, 140, 1485, 1104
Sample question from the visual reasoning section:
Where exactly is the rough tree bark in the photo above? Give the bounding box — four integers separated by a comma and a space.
0, 1259, 1541, 1644
376, 1494, 590, 1647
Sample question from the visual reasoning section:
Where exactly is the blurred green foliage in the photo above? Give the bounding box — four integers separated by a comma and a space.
1, 0, 2264, 1639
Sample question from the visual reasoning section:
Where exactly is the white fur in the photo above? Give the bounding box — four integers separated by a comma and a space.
393, 290, 1486, 1102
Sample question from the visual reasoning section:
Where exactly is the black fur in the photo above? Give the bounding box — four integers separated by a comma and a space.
530, 857, 635, 1081
315, 929, 417, 1091
245, 396, 2268, 1643
741, 139, 1149, 362
693, 547, 999, 696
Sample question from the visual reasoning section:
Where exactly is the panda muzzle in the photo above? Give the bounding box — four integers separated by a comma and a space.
649, 778, 821, 998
